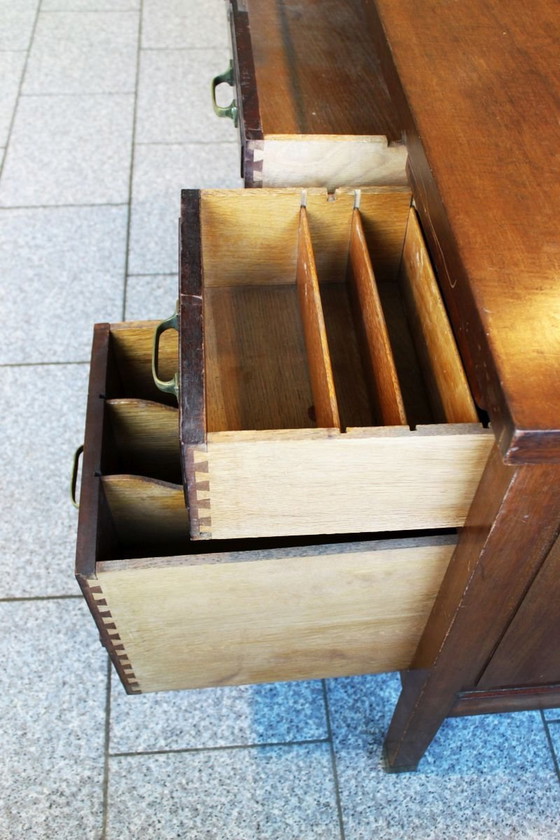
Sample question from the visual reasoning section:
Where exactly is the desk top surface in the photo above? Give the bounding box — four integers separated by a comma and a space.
372, 0, 560, 462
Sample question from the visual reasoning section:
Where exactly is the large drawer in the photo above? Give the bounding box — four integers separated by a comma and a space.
76, 320, 458, 694
170, 187, 494, 541
215, 0, 407, 189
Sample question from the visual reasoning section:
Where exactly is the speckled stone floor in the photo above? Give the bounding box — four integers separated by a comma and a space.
1, 2, 559, 838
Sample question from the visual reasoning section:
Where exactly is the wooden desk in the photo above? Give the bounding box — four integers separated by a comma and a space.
365, 0, 560, 770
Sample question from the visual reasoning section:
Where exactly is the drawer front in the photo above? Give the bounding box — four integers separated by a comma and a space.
178, 187, 494, 540
76, 319, 457, 693
224, 0, 407, 189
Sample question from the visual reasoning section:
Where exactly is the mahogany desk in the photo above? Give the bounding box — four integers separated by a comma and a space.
365, 0, 560, 770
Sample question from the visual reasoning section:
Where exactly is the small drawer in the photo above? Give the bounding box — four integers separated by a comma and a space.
75, 320, 457, 693
219, 0, 407, 190
174, 187, 493, 541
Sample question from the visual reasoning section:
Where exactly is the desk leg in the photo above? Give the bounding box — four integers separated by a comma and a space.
383, 444, 560, 771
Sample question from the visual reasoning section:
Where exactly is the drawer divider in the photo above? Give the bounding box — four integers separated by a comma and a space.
101, 474, 188, 550
296, 206, 341, 429
398, 209, 479, 424
347, 208, 408, 426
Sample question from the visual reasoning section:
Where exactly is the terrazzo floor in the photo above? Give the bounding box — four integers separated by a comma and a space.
1, 1, 559, 838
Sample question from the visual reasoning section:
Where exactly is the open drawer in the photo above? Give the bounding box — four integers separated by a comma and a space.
217, 0, 407, 189
168, 187, 494, 540
76, 319, 458, 693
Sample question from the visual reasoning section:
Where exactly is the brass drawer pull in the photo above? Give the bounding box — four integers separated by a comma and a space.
70, 444, 84, 509
152, 306, 180, 399
211, 60, 239, 126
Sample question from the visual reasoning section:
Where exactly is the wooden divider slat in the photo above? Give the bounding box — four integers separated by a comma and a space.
348, 209, 407, 426
296, 207, 341, 429
106, 398, 181, 482
101, 475, 188, 548
398, 210, 479, 424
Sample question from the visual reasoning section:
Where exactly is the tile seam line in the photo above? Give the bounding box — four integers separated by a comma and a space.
0, 594, 82, 603
110, 737, 332, 759
20, 90, 137, 97
541, 710, 560, 785
101, 657, 112, 840
134, 140, 239, 147
121, 0, 143, 321
322, 681, 347, 840
140, 46, 230, 52
0, 0, 41, 183
128, 272, 177, 278
36, 8, 140, 13
0, 361, 90, 369
0, 202, 128, 210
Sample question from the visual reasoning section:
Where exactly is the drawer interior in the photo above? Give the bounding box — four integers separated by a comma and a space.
75, 318, 465, 694
193, 188, 478, 436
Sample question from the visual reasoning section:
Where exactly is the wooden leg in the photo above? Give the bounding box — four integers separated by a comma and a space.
383, 445, 560, 771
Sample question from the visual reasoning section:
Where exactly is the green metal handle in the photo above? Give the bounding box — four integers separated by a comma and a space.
70, 444, 84, 509
152, 307, 180, 400
211, 60, 239, 127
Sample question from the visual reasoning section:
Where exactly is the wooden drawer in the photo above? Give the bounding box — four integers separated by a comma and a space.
76, 319, 458, 694
173, 187, 494, 541
216, 0, 407, 189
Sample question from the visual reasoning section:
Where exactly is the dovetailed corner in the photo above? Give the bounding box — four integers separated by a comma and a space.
86, 581, 142, 694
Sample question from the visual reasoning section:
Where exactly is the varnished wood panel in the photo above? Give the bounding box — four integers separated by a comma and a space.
383, 446, 560, 770
370, 0, 560, 461
243, 0, 402, 139
476, 532, 560, 689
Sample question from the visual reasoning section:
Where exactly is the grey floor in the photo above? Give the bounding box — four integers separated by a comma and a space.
1, 1, 560, 838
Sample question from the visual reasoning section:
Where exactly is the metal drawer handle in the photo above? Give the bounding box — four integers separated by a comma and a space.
211, 60, 239, 127
152, 306, 180, 399
70, 444, 84, 509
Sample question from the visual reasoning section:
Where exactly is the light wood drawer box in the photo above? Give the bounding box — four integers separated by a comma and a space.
217, 0, 407, 189
75, 319, 458, 694
172, 186, 494, 541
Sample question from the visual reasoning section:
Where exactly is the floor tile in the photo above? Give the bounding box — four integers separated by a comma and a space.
0, 599, 107, 839
0, 0, 38, 50
0, 52, 26, 147
125, 274, 177, 320
136, 48, 238, 144
547, 722, 560, 761
107, 743, 340, 840
142, 0, 229, 50
110, 677, 328, 753
0, 363, 91, 598
0, 94, 134, 206
128, 142, 242, 275
24, 11, 139, 95
327, 673, 560, 840
0, 205, 127, 364
544, 708, 560, 722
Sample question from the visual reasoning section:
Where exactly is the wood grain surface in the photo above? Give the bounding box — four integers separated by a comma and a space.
243, 0, 402, 139
370, 0, 560, 461
398, 210, 478, 425
297, 207, 340, 429
348, 208, 406, 427
383, 444, 560, 770
194, 426, 492, 539
95, 535, 456, 692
